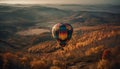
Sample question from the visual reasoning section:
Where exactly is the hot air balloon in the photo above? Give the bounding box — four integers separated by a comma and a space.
52, 23, 73, 49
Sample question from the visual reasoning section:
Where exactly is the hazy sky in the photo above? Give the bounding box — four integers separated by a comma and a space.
0, 0, 120, 5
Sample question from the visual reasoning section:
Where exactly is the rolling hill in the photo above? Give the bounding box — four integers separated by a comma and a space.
0, 4, 120, 69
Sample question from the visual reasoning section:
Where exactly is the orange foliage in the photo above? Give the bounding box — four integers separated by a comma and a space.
19, 57, 29, 65
85, 45, 104, 56
50, 66, 61, 69
2, 52, 21, 69
3, 52, 18, 62
97, 46, 120, 69
30, 60, 48, 69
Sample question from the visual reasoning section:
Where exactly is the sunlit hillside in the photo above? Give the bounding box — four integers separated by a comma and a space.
0, 25, 119, 69
27, 25, 120, 69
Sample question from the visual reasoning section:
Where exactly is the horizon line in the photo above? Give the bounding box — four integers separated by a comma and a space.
0, 2, 119, 6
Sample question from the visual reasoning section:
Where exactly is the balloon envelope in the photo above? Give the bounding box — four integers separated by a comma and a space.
52, 23, 73, 47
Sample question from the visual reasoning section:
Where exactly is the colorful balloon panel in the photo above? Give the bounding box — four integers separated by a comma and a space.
52, 23, 73, 47
59, 30, 68, 40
